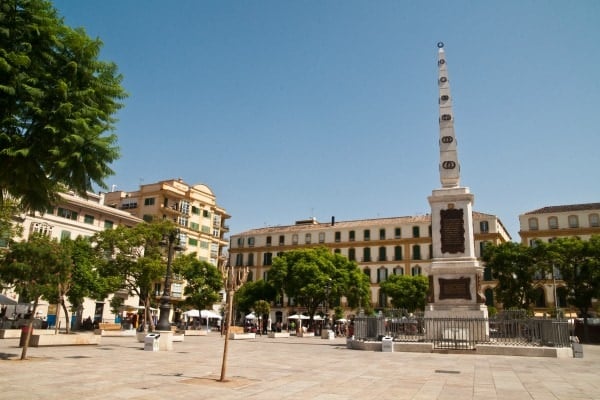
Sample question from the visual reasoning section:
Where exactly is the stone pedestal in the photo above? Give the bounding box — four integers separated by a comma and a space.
156, 330, 174, 351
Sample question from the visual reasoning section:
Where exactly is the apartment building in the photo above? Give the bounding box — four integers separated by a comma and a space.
518, 202, 600, 313
229, 212, 510, 313
2, 191, 143, 325
103, 178, 230, 268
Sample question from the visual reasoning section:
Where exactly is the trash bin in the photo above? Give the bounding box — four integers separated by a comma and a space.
381, 336, 394, 352
328, 330, 335, 340
19, 326, 33, 347
144, 333, 160, 352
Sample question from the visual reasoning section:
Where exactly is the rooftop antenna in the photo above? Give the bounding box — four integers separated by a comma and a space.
111, 184, 117, 192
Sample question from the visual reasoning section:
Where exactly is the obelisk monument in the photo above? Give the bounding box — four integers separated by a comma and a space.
425, 43, 487, 322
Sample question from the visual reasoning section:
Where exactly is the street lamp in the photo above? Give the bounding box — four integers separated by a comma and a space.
324, 279, 332, 331
156, 229, 182, 331
218, 263, 249, 382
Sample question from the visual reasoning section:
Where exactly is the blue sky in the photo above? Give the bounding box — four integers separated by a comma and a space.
52, 0, 600, 240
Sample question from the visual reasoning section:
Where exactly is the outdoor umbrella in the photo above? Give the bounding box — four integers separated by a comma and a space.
0, 294, 17, 305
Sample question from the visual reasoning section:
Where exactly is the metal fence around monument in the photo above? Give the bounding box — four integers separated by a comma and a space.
352, 310, 572, 349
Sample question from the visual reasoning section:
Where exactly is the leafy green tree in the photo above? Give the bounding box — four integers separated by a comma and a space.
0, 197, 23, 249
268, 247, 370, 321
379, 274, 429, 312
94, 220, 176, 331
0, 0, 126, 212
235, 279, 276, 314
0, 234, 70, 359
174, 254, 223, 311
253, 299, 270, 335
41, 236, 120, 332
482, 241, 548, 310
549, 236, 600, 320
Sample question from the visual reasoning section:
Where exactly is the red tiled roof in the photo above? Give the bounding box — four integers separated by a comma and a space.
524, 203, 600, 215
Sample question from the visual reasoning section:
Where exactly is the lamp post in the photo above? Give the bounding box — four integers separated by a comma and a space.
324, 279, 332, 331
218, 263, 249, 382
156, 229, 181, 332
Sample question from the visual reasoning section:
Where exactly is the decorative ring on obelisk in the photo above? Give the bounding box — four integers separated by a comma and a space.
437, 42, 444, 48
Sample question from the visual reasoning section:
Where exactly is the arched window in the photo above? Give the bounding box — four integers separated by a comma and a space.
363, 247, 371, 262
377, 267, 388, 283
534, 287, 546, 308
548, 216, 559, 229
411, 265, 422, 276
393, 266, 404, 275
348, 248, 356, 261
528, 218, 538, 230
378, 246, 387, 261
394, 246, 403, 261
589, 213, 600, 227
363, 268, 372, 283
412, 245, 421, 260
568, 215, 579, 228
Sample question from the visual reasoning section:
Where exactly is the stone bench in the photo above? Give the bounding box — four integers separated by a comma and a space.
98, 323, 122, 330
229, 332, 256, 340
29, 333, 101, 347
268, 332, 290, 338
0, 329, 56, 339
95, 329, 135, 337
182, 329, 207, 336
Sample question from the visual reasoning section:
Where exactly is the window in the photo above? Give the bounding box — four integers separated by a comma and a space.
334, 249, 341, 254
248, 237, 255, 247
378, 246, 387, 261
394, 246, 403, 261
348, 248, 356, 261
394, 227, 401, 239
364, 229, 370, 241
247, 271, 254, 282
548, 217, 559, 229
363, 248, 371, 262
235, 254, 243, 267
263, 271, 269, 281
200, 241, 209, 249
144, 197, 155, 206
31, 222, 52, 236
378, 290, 387, 308
143, 214, 153, 222
377, 267, 388, 283
528, 218, 539, 231
60, 230, 71, 240
480, 220, 489, 233
202, 209, 211, 218
121, 199, 137, 209
484, 266, 493, 281
237, 237, 244, 247
349, 231, 355, 241
190, 222, 200, 231
191, 206, 200, 215
568, 215, 579, 228
411, 265, 422, 276
393, 267, 404, 275
57, 207, 78, 220
412, 226, 420, 238
247, 253, 254, 267
412, 245, 421, 260
177, 216, 188, 227
485, 288, 494, 307
305, 233, 311, 244
263, 252, 273, 266
266, 236, 272, 246
363, 268, 371, 282
318, 232, 325, 243
335, 231, 341, 242
589, 213, 600, 227
104, 220, 114, 229
279, 235, 285, 245
292, 234, 298, 245
84, 214, 94, 224
188, 238, 198, 246
479, 241, 490, 257
379, 229, 386, 240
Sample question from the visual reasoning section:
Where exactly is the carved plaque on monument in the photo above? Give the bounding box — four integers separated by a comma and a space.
440, 208, 465, 253
438, 277, 471, 300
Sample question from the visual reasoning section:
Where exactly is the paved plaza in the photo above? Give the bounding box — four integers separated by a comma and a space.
0, 333, 599, 400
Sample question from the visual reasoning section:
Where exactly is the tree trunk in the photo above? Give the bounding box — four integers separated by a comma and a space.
20, 299, 39, 360
61, 300, 70, 333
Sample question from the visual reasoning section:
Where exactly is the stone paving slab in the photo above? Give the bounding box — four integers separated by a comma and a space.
0, 334, 599, 399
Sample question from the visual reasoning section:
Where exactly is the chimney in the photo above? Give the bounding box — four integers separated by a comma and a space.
331, 216, 335, 226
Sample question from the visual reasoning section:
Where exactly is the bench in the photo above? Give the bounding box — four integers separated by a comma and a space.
0, 329, 56, 339
229, 332, 256, 340
29, 333, 101, 347
98, 323, 122, 330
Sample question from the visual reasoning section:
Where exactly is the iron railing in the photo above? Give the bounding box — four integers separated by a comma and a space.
352, 310, 572, 349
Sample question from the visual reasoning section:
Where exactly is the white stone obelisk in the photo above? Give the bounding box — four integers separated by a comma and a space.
425, 43, 487, 325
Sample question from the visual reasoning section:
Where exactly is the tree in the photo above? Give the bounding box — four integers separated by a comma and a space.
549, 236, 600, 319
482, 241, 548, 310
379, 274, 429, 312
235, 279, 276, 315
174, 254, 223, 311
0, 0, 126, 212
94, 220, 176, 331
0, 234, 70, 359
253, 300, 270, 335
268, 247, 370, 321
